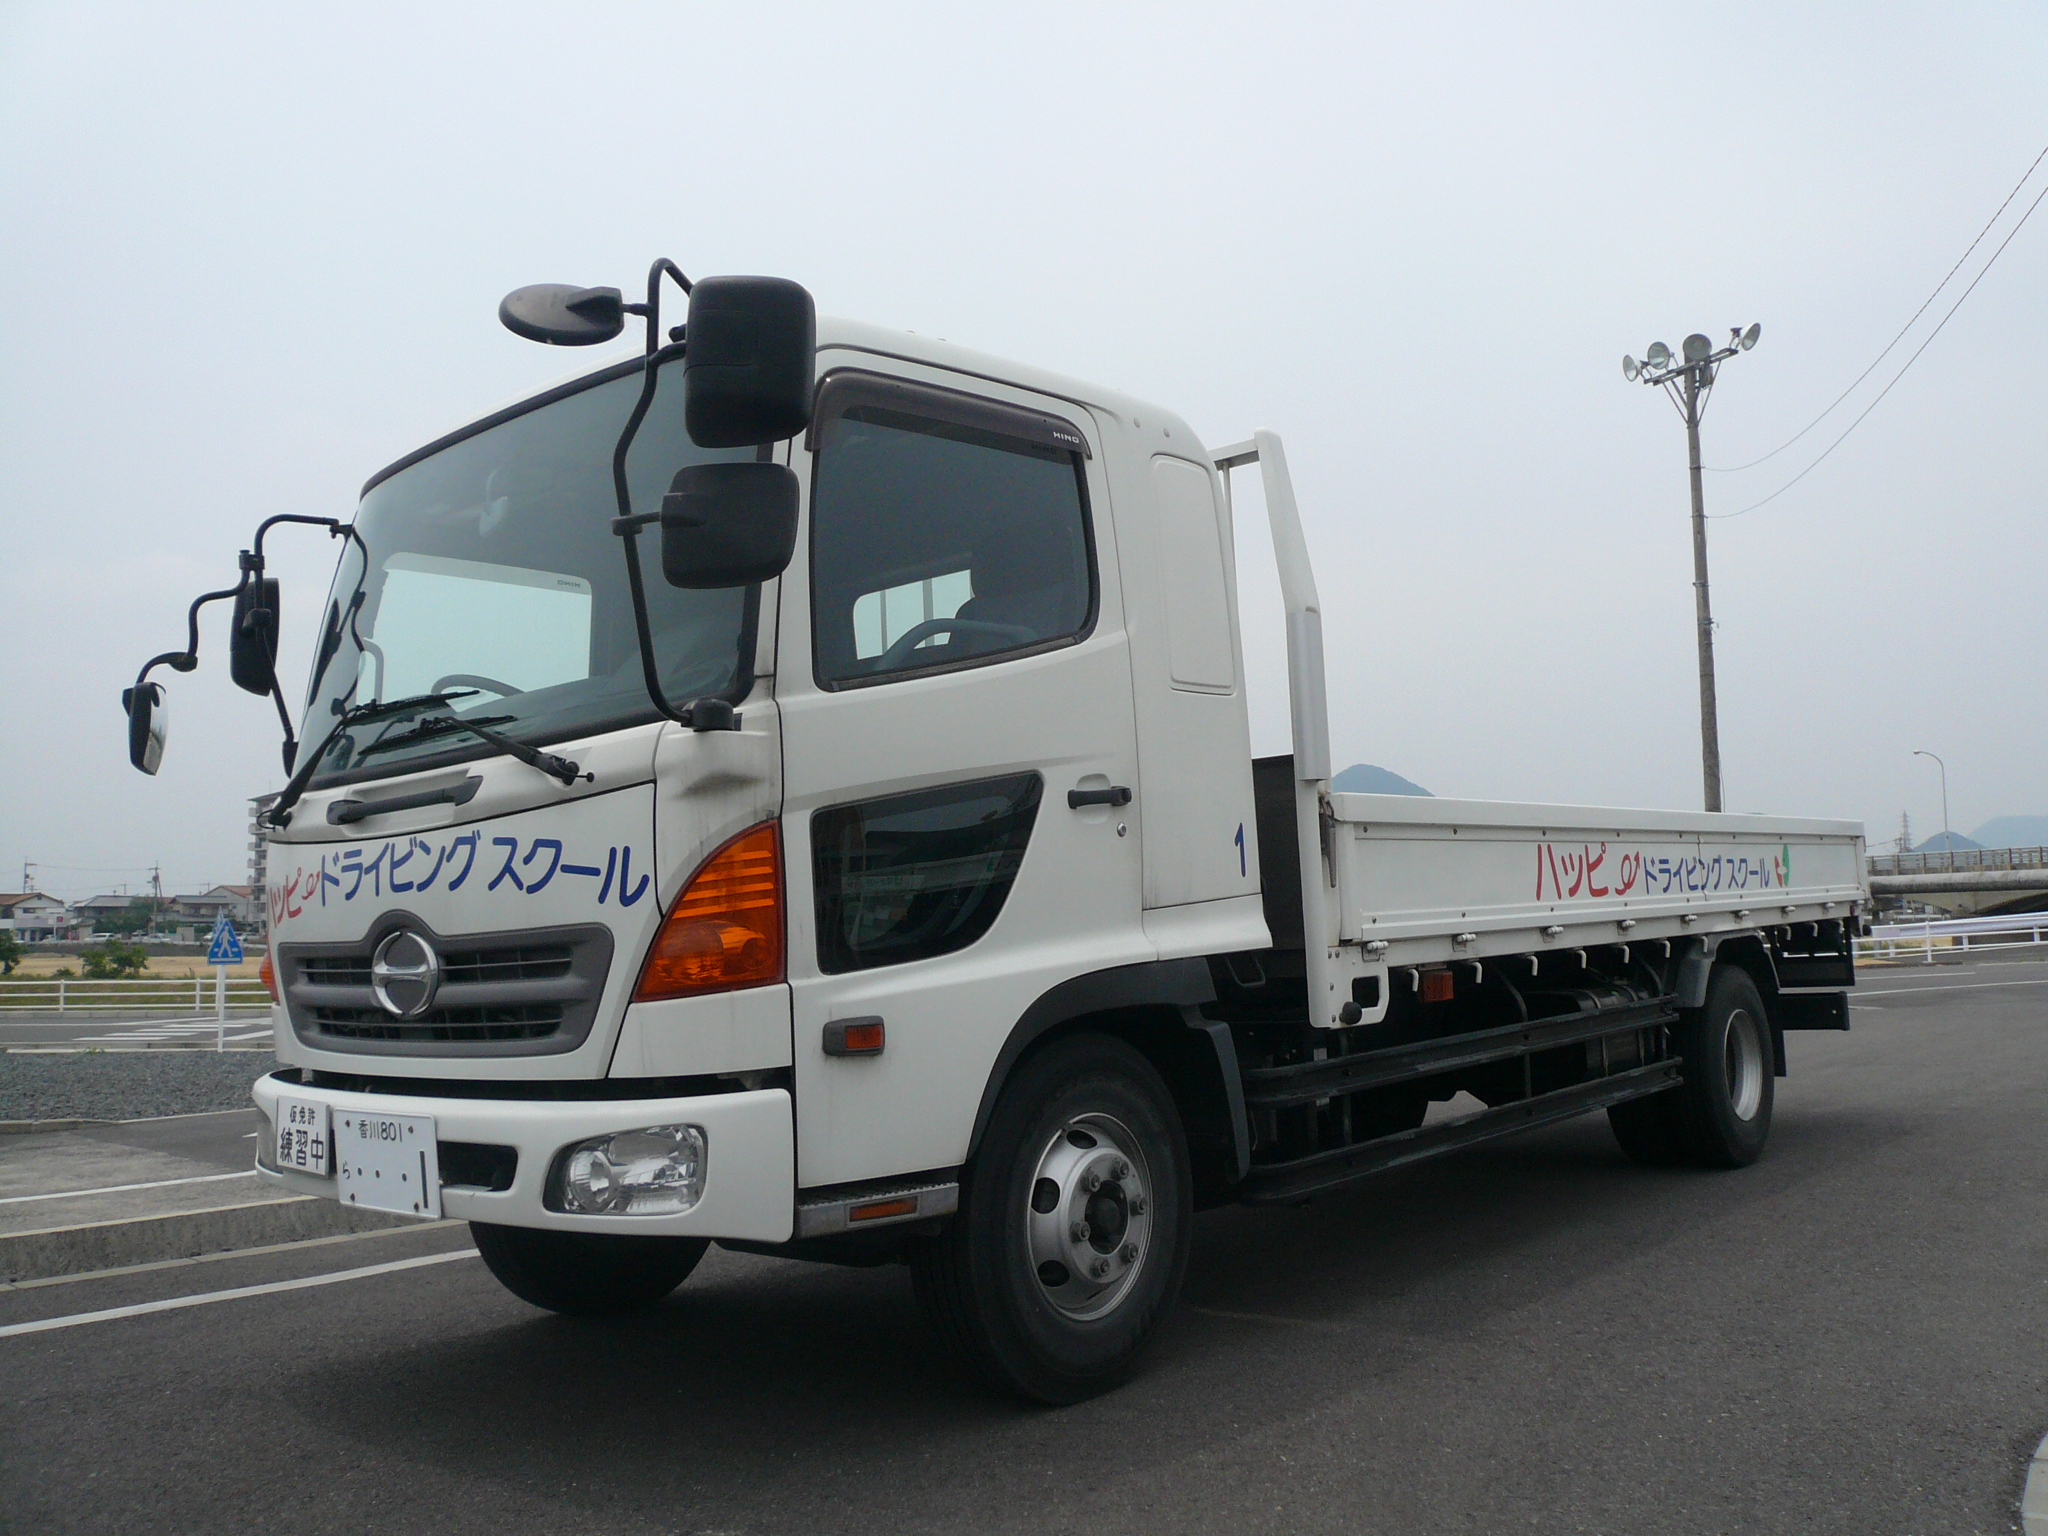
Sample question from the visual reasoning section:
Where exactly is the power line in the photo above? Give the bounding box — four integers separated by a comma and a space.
1711, 176, 2048, 521
1706, 140, 2048, 474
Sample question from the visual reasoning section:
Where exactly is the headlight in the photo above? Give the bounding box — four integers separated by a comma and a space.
549, 1124, 707, 1216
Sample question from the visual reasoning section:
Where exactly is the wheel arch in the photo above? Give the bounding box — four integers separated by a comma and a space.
966, 959, 1250, 1208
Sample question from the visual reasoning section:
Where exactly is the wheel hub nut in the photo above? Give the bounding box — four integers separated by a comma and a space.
1083, 1171, 1103, 1193
1112, 1159, 1130, 1180
1091, 1258, 1110, 1278
1129, 1195, 1146, 1216
1120, 1242, 1138, 1263
1070, 1220, 1090, 1243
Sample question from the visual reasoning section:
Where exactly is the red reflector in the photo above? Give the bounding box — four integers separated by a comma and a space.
1420, 969, 1454, 1003
848, 1197, 918, 1223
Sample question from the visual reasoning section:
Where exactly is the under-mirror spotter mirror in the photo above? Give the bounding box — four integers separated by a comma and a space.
682, 276, 816, 448
123, 682, 167, 775
498, 284, 628, 346
660, 463, 800, 589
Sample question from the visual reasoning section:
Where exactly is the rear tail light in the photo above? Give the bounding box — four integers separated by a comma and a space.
634, 822, 784, 1001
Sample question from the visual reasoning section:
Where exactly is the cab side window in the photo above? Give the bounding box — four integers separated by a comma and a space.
809, 378, 1095, 687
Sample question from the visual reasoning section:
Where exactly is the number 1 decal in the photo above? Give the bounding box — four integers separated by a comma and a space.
1235, 822, 1246, 878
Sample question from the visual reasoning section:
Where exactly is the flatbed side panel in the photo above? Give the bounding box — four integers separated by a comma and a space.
1329, 792, 1866, 963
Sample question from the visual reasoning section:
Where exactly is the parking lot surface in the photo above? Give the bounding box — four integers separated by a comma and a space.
2, 959, 2044, 1534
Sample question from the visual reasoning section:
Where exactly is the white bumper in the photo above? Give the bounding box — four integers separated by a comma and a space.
251, 1072, 795, 1243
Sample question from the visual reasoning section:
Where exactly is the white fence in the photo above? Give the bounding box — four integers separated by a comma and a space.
0, 977, 275, 1012
1856, 912, 2048, 964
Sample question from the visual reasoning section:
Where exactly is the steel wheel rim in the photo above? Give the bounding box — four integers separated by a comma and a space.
1724, 1007, 1764, 1121
1023, 1111, 1154, 1322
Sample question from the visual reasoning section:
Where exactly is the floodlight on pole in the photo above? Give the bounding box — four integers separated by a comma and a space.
1622, 319, 1762, 813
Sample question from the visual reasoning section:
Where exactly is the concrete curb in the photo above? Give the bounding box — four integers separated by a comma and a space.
2024, 1432, 2048, 1536
0, 1197, 418, 1283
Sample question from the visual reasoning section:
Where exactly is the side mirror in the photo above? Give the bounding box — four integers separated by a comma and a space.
660, 463, 799, 589
683, 277, 815, 448
498, 284, 627, 346
123, 682, 167, 775
229, 576, 280, 695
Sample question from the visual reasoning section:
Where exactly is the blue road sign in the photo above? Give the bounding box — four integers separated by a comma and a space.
207, 915, 245, 966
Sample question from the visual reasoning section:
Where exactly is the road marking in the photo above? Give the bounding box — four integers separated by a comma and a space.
0, 1249, 479, 1337
1852, 978, 2048, 999
0, 1170, 258, 1205
1, 1220, 464, 1292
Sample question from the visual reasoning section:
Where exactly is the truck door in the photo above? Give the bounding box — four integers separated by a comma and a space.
777, 364, 1146, 1188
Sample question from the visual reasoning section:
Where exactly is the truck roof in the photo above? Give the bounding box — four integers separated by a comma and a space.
360, 314, 1195, 501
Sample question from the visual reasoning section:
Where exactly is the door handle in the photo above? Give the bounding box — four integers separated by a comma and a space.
1067, 785, 1132, 809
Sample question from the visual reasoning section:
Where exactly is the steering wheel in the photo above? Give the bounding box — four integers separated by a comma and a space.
878, 617, 1037, 671
432, 672, 524, 699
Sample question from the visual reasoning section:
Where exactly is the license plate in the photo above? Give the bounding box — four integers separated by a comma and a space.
274, 1096, 331, 1177
335, 1110, 442, 1219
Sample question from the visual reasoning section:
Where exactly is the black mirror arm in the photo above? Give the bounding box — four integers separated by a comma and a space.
607, 347, 692, 727
129, 576, 247, 700
621, 258, 692, 357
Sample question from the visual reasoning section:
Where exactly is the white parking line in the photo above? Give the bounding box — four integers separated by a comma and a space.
0, 1249, 479, 1338
0, 1170, 258, 1205
1852, 978, 2048, 999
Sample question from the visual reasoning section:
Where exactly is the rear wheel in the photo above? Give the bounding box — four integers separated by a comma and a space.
471, 1223, 708, 1317
1607, 964, 1774, 1169
910, 1034, 1192, 1404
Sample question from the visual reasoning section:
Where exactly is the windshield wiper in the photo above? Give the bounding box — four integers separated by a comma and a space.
262, 690, 572, 828
354, 712, 587, 786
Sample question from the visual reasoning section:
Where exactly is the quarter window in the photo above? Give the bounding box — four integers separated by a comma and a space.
812, 774, 1043, 973
809, 380, 1095, 686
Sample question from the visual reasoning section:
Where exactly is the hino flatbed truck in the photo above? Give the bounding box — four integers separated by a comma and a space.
122, 264, 1867, 1402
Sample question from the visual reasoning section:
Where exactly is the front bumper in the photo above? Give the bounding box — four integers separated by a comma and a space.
251, 1072, 795, 1243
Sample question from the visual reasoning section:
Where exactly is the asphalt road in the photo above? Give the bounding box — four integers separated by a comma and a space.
0, 1009, 274, 1049
3, 958, 2045, 1535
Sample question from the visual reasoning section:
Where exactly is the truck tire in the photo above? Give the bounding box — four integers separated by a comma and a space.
1671, 965, 1775, 1167
909, 1033, 1192, 1404
471, 1223, 709, 1317
1606, 965, 1774, 1169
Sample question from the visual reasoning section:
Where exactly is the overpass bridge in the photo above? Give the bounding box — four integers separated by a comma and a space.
1867, 846, 2048, 917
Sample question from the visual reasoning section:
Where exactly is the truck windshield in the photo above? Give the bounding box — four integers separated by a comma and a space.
299, 366, 759, 787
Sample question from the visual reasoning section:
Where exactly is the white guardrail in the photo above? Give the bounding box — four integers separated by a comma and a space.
0, 978, 274, 1012
1856, 912, 2048, 964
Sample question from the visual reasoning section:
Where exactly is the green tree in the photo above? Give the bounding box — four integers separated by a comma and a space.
0, 931, 21, 975
80, 939, 149, 978
101, 900, 156, 936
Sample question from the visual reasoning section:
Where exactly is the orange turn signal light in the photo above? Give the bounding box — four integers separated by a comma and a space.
259, 951, 279, 1003
634, 822, 784, 1001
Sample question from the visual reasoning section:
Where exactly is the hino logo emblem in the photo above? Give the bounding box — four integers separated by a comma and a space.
370, 929, 441, 1019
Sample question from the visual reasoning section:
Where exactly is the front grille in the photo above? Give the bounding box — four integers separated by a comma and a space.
311, 1002, 565, 1042
279, 918, 613, 1058
441, 946, 573, 985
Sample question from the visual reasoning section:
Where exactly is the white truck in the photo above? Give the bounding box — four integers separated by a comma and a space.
122, 263, 1867, 1403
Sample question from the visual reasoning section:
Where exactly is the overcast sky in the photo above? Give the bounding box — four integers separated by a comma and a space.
3, 3, 2043, 900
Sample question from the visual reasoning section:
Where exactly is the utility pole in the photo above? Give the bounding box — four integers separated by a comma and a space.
1683, 368, 1722, 814
1624, 324, 1761, 814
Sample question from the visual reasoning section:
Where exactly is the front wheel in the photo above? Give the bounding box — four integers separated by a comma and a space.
472, 1223, 708, 1317
910, 1034, 1192, 1404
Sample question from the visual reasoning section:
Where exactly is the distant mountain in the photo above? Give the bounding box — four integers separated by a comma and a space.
1331, 763, 1432, 796
1969, 816, 2048, 849
1913, 831, 1983, 853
